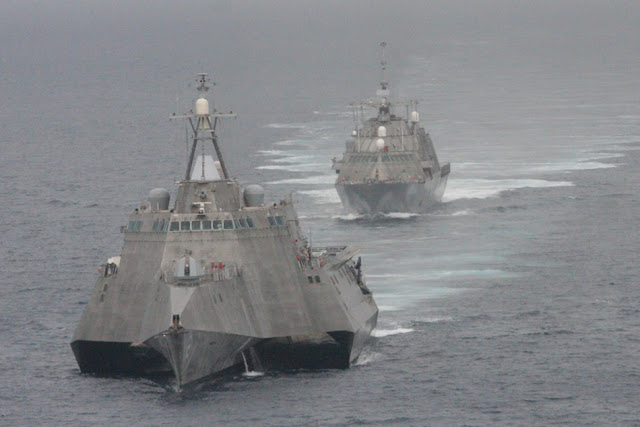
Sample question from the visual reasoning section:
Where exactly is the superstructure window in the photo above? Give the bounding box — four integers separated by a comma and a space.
267, 216, 277, 227
162, 220, 169, 232
180, 221, 190, 231
275, 216, 285, 226
246, 217, 255, 228
202, 220, 212, 230
170, 221, 179, 231
213, 220, 223, 230
129, 220, 142, 232
239, 218, 249, 228
191, 220, 201, 231
234, 219, 242, 229
223, 219, 233, 230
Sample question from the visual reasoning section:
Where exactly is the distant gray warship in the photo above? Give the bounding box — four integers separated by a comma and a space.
71, 74, 378, 388
333, 43, 450, 214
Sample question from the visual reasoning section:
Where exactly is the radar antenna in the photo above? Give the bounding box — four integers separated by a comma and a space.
171, 73, 236, 181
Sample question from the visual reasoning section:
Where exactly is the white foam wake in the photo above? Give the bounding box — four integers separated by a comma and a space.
297, 189, 341, 204
372, 327, 414, 338
256, 163, 326, 172
266, 175, 335, 185
443, 178, 573, 202
332, 212, 421, 220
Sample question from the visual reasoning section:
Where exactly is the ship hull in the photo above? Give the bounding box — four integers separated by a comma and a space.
71, 310, 377, 387
336, 173, 448, 215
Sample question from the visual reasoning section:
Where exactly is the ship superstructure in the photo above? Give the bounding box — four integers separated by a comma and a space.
71, 74, 378, 387
333, 43, 450, 214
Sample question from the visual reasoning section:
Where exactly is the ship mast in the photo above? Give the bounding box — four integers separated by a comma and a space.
172, 73, 236, 180
379, 41, 388, 92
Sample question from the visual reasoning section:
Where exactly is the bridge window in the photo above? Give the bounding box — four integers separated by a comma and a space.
314, 275, 321, 283
239, 218, 249, 228
202, 220, 212, 230
275, 216, 285, 226
246, 217, 255, 228
128, 220, 142, 232
180, 221, 190, 231
307, 276, 314, 284
192, 220, 201, 231
268, 216, 277, 226
223, 219, 233, 230
170, 221, 179, 231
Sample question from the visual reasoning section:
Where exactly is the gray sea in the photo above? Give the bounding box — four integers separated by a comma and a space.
1, 1, 639, 425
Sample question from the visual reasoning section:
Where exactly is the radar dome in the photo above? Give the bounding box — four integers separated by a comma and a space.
244, 185, 265, 207
352, 130, 357, 137
195, 97, 209, 116
148, 188, 170, 210
377, 126, 387, 137
410, 111, 420, 123
376, 138, 385, 150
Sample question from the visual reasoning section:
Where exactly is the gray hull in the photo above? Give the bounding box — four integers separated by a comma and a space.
336, 173, 448, 215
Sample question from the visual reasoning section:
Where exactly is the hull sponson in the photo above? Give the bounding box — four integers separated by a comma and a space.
70, 340, 170, 375
336, 174, 448, 214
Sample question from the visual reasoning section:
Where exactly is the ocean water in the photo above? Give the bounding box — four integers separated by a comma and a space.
1, 1, 639, 425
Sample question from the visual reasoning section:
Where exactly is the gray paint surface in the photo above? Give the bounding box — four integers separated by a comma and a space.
333, 48, 450, 214
71, 81, 378, 387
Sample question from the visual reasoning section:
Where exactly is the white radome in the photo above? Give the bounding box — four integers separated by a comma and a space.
195, 97, 209, 116
376, 138, 385, 150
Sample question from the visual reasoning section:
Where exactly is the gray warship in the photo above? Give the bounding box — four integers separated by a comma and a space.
71, 74, 378, 388
332, 42, 450, 214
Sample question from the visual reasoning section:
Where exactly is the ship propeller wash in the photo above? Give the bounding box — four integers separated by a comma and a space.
333, 42, 450, 214
71, 74, 378, 388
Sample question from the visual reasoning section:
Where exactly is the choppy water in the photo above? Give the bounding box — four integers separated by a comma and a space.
1, 2, 639, 425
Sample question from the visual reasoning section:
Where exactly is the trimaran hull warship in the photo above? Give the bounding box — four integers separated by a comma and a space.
71, 74, 378, 387
333, 42, 450, 214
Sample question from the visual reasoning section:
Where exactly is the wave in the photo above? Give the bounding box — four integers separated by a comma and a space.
352, 350, 381, 366
525, 160, 619, 173
296, 189, 341, 204
273, 139, 311, 146
264, 123, 308, 129
266, 175, 335, 185
443, 178, 573, 202
332, 212, 420, 220
372, 327, 414, 338
256, 149, 285, 156
256, 163, 326, 172
412, 316, 454, 324
376, 305, 400, 312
